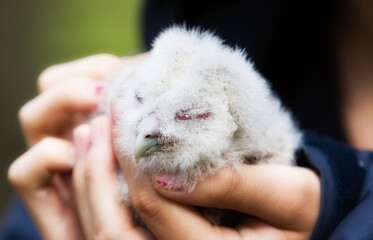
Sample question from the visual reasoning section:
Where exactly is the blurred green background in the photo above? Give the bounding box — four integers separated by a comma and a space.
0, 0, 144, 215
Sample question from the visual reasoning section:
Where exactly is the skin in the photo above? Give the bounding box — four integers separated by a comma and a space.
336, 0, 373, 150
8, 53, 321, 240
8, 54, 146, 240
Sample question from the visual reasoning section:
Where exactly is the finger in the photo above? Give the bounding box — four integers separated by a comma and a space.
152, 164, 320, 231
118, 152, 238, 239
81, 116, 147, 239
19, 76, 101, 146
121, 52, 150, 68
8, 138, 84, 240
85, 117, 131, 228
8, 137, 73, 192
236, 216, 302, 240
72, 123, 94, 240
131, 189, 241, 240
38, 54, 123, 92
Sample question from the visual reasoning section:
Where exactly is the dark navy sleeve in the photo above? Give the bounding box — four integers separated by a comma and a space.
329, 151, 373, 239
0, 194, 41, 240
297, 132, 373, 240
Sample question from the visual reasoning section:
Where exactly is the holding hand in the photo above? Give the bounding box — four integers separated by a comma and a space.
7, 137, 84, 240
18, 54, 123, 147
151, 164, 321, 239
7, 54, 142, 239
118, 152, 321, 239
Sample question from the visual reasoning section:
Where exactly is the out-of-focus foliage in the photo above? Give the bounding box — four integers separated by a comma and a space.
30, 0, 144, 62
0, 0, 144, 215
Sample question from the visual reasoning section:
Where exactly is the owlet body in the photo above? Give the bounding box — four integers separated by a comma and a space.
104, 27, 301, 225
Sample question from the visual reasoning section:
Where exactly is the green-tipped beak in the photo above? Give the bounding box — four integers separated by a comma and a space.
134, 135, 159, 164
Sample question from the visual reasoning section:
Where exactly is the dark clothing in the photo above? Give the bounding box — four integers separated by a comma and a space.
300, 134, 373, 239
0, 196, 41, 240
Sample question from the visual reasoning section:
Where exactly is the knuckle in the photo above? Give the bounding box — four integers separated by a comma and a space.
18, 102, 33, 129
57, 79, 93, 104
95, 54, 121, 73
36, 137, 60, 159
37, 65, 58, 91
50, 84, 78, 109
7, 159, 25, 188
8, 137, 66, 189
56, 84, 72, 101
130, 191, 161, 220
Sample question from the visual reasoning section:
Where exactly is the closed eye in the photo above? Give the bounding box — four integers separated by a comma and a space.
176, 111, 211, 120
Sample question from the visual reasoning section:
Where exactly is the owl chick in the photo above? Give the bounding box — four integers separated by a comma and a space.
102, 27, 302, 227
107, 27, 301, 193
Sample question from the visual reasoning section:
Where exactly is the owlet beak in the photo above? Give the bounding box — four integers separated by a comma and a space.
134, 134, 159, 164
134, 113, 161, 164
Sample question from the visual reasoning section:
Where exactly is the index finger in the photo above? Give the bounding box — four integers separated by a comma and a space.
38, 52, 150, 92
38, 54, 123, 92
152, 164, 321, 231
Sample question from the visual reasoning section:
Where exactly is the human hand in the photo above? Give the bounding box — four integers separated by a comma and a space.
150, 165, 321, 239
18, 54, 125, 147
7, 137, 85, 240
72, 116, 150, 240
115, 141, 319, 239
8, 53, 148, 239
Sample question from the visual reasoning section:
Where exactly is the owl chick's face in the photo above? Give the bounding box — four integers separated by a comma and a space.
114, 53, 238, 174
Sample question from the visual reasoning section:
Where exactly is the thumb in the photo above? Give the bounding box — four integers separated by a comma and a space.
152, 164, 320, 231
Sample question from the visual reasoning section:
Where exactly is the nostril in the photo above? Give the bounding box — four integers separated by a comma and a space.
137, 113, 161, 140
144, 130, 160, 139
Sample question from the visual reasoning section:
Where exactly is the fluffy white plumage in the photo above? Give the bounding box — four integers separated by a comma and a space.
106, 27, 301, 192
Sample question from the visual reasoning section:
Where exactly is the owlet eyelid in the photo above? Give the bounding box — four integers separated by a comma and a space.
176, 111, 211, 120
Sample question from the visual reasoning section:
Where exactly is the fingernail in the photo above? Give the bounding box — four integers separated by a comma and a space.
154, 174, 184, 191
156, 176, 168, 187
95, 83, 103, 96
90, 82, 105, 97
